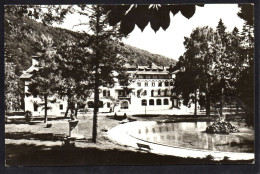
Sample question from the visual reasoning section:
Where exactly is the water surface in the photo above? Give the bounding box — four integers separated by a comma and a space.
127, 121, 254, 153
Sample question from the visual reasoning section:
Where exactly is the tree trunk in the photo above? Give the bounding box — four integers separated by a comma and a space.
206, 77, 211, 116
75, 102, 79, 118
64, 97, 71, 118
44, 95, 48, 123
92, 6, 101, 143
220, 88, 224, 117
64, 107, 69, 118
194, 90, 197, 116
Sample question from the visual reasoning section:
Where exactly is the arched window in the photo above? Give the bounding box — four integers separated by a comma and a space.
164, 99, 169, 105
156, 99, 161, 105
165, 81, 169, 86
142, 99, 147, 106
88, 101, 94, 108
145, 81, 148, 87
143, 90, 147, 96
149, 99, 154, 105
137, 82, 141, 87
151, 90, 154, 97
152, 82, 155, 87
158, 81, 162, 87
107, 90, 110, 97
165, 89, 168, 96
170, 81, 174, 86
103, 90, 106, 97
158, 89, 161, 96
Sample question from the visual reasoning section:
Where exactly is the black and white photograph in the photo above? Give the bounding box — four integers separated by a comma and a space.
4, 4, 255, 166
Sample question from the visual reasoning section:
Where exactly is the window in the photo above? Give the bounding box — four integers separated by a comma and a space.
137, 82, 141, 87
165, 81, 169, 86
151, 90, 154, 97
33, 103, 38, 111
156, 99, 161, 105
146, 75, 151, 79
103, 90, 106, 97
158, 82, 162, 87
107, 102, 110, 108
145, 81, 148, 87
165, 89, 168, 96
121, 101, 129, 109
143, 90, 147, 96
88, 101, 94, 108
137, 90, 141, 97
161, 89, 165, 96
33, 94, 37, 98
164, 99, 169, 105
60, 104, 63, 110
119, 91, 123, 96
170, 81, 174, 86
149, 99, 154, 105
152, 82, 155, 87
99, 101, 103, 108
142, 99, 147, 106
108, 90, 110, 97
158, 89, 161, 96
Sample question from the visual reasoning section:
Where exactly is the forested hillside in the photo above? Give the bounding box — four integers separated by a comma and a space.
5, 13, 176, 77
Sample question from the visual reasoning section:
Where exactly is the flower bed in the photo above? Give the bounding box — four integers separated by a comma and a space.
206, 121, 239, 134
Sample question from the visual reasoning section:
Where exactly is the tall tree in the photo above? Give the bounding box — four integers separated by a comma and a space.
77, 5, 126, 142
27, 35, 60, 123
54, 35, 93, 119
237, 4, 254, 27
174, 26, 230, 116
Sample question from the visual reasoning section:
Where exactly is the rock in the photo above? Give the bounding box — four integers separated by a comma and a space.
206, 121, 239, 134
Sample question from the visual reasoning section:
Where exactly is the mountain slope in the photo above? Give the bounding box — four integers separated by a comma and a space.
5, 13, 176, 76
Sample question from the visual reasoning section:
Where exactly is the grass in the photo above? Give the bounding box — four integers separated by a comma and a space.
5, 114, 254, 166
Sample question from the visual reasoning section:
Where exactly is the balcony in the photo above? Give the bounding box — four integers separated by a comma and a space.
118, 95, 131, 100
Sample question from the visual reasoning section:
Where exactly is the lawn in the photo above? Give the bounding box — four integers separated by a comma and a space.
5, 114, 254, 166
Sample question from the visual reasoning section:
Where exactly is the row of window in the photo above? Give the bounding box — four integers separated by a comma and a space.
136, 74, 171, 79
102, 90, 110, 97
141, 99, 169, 106
138, 89, 173, 97
137, 81, 173, 87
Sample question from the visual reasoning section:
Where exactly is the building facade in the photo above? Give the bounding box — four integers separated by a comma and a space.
20, 56, 178, 116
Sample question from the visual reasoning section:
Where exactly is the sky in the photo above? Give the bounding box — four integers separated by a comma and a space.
57, 4, 245, 61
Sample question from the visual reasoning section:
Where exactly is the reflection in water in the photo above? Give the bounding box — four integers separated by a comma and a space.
128, 122, 254, 153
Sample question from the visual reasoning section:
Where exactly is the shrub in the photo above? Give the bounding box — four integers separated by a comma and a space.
25, 110, 32, 124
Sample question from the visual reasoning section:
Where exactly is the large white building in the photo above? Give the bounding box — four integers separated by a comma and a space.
20, 56, 179, 116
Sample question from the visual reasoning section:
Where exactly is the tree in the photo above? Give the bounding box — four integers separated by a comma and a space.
5, 62, 20, 112
27, 35, 60, 123
103, 4, 204, 35
174, 26, 231, 116
237, 4, 254, 26
54, 35, 93, 119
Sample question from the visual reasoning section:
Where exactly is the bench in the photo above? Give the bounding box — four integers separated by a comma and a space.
137, 143, 152, 152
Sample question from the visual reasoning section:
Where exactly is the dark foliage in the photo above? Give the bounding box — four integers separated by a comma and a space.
103, 4, 204, 35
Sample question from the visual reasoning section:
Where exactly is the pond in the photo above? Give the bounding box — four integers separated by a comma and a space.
127, 121, 254, 153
